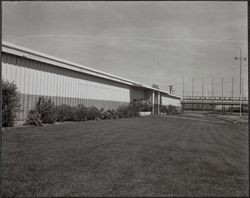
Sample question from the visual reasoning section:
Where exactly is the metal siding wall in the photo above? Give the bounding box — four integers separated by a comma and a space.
2, 52, 132, 120
22, 59, 27, 119
46, 64, 51, 96
36, 62, 41, 97
16, 57, 22, 120
162, 96, 180, 107
19, 58, 24, 120
2, 54, 6, 78
26, 60, 31, 115
69, 72, 73, 106
2, 55, 9, 80
130, 87, 145, 101
6, 54, 11, 82
66, 71, 69, 100
55, 67, 59, 105
11, 55, 16, 84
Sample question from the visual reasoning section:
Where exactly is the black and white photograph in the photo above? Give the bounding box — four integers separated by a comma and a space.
1, 1, 248, 197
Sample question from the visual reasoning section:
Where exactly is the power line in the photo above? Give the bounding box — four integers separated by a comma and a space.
171, 64, 247, 88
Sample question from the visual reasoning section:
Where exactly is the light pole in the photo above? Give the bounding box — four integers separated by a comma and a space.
222, 77, 224, 112
212, 76, 214, 111
235, 49, 247, 117
168, 85, 173, 94
202, 77, 204, 111
192, 78, 194, 112
231, 77, 234, 112
182, 77, 184, 99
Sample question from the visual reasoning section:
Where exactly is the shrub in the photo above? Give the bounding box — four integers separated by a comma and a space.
37, 97, 56, 124
167, 105, 179, 114
56, 104, 74, 122
86, 106, 101, 120
2, 80, 20, 127
24, 98, 148, 126
99, 108, 109, 120
73, 104, 88, 121
107, 109, 119, 119
23, 110, 43, 126
117, 103, 140, 118
161, 105, 168, 114
127, 104, 140, 117
133, 99, 152, 112
117, 105, 129, 118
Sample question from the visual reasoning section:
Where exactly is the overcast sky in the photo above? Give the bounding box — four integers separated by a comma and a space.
2, 1, 248, 97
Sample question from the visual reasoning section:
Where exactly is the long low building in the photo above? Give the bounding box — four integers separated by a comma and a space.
1, 41, 181, 120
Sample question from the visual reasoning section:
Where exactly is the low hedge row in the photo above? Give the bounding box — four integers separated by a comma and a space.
24, 97, 149, 126
161, 105, 180, 114
2, 80, 180, 127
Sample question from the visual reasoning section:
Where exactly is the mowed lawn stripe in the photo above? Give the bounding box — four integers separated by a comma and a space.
2, 116, 248, 197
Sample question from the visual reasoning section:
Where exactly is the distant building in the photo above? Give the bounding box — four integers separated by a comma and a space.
152, 83, 160, 89
1, 41, 181, 120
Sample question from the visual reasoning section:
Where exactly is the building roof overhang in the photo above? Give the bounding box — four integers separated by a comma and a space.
2, 41, 181, 100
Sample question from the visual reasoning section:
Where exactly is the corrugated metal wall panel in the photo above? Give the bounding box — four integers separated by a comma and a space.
55, 67, 59, 105
2, 52, 133, 120
2, 54, 7, 77
66, 72, 69, 99
6, 54, 11, 82
130, 87, 145, 101
11, 55, 17, 84
39, 63, 44, 96
161, 96, 181, 107
46, 64, 51, 97
2, 55, 131, 104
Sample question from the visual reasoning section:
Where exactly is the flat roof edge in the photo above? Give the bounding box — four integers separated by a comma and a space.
2, 41, 181, 99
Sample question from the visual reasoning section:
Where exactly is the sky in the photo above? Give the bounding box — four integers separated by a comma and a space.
2, 1, 248, 97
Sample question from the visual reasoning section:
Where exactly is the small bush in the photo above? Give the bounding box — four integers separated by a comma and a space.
167, 105, 179, 114
86, 106, 101, 120
161, 105, 168, 114
37, 97, 56, 124
2, 80, 20, 127
117, 103, 139, 118
99, 108, 109, 120
23, 110, 43, 126
127, 105, 139, 117
56, 104, 74, 122
117, 105, 129, 118
107, 109, 119, 119
24, 98, 147, 126
73, 104, 88, 121
133, 99, 152, 112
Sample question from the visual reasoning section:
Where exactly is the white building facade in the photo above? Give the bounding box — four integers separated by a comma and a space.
2, 41, 181, 120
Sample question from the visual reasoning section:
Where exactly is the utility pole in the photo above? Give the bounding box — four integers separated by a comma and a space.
242, 78, 244, 98
168, 85, 173, 94
242, 78, 244, 112
202, 77, 204, 111
181, 77, 184, 113
222, 77, 224, 112
212, 76, 214, 111
192, 78, 194, 112
235, 49, 247, 116
182, 77, 184, 99
182, 77, 184, 113
231, 76, 234, 112
202, 78, 204, 98
192, 78, 194, 97
212, 76, 214, 98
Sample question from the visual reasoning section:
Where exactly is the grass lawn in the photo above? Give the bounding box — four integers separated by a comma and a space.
2, 115, 249, 197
